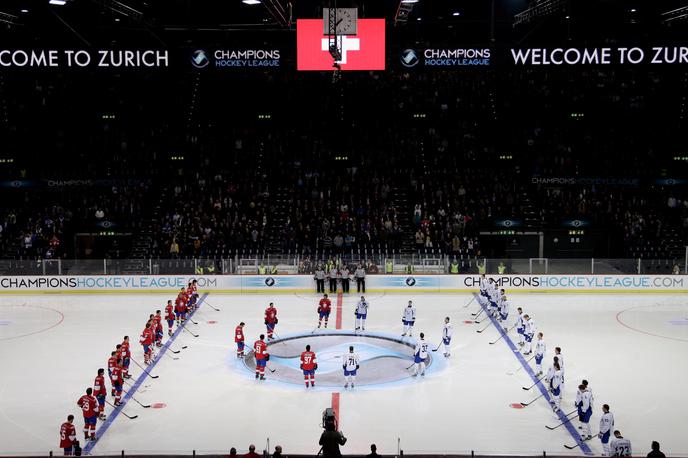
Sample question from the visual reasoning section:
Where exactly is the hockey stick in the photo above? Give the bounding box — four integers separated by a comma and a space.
131, 358, 159, 379
188, 317, 198, 325
506, 354, 535, 375
489, 324, 517, 344
267, 364, 276, 373
476, 321, 492, 333
520, 392, 545, 407
431, 342, 443, 352
546, 409, 578, 430
105, 400, 138, 419
405, 362, 416, 370
182, 325, 199, 338
122, 389, 150, 408
271, 332, 288, 346
462, 296, 476, 308
204, 300, 220, 312
169, 348, 180, 354
164, 351, 179, 361
471, 306, 485, 318
522, 374, 546, 390
170, 345, 187, 352
564, 435, 595, 449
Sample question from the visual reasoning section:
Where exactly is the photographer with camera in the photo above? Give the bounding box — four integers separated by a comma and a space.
318, 408, 347, 458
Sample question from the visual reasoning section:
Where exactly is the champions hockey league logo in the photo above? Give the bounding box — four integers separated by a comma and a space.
405, 277, 417, 287
264, 277, 275, 287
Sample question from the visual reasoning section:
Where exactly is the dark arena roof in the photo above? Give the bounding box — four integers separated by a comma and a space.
0, 0, 686, 266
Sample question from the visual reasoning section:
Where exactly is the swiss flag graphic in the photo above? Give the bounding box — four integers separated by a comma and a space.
297, 19, 386, 71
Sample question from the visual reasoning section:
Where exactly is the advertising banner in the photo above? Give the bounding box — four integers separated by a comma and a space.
0, 275, 685, 294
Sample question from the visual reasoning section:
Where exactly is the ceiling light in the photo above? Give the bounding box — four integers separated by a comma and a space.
20, 9, 29, 12
630, 8, 636, 12
401, 0, 419, 3
416, 17, 421, 21
49, 0, 67, 4
452, 11, 460, 16
242, 0, 261, 4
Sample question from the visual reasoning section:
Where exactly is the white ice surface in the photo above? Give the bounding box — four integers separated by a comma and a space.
0, 292, 686, 456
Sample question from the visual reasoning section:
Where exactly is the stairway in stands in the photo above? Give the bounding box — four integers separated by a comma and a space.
392, 183, 416, 254
265, 187, 292, 254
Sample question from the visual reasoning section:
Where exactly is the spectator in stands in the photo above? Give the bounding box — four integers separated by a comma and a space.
367, 444, 381, 458
244, 444, 260, 458
647, 441, 665, 458
228, 447, 237, 457
273, 445, 283, 458
672, 264, 680, 274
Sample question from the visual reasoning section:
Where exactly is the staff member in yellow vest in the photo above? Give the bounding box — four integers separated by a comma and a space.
497, 262, 506, 274
477, 260, 486, 275
258, 263, 267, 274
385, 259, 393, 274
449, 258, 459, 274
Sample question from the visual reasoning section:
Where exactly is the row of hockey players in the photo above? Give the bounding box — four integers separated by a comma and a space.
477, 275, 631, 456
59, 281, 200, 455
233, 296, 454, 382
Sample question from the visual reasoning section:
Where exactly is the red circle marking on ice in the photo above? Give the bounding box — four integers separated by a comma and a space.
509, 403, 525, 409
207, 320, 218, 324
463, 320, 474, 324
151, 403, 167, 409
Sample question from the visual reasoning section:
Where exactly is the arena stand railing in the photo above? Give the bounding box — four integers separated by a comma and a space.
0, 256, 685, 276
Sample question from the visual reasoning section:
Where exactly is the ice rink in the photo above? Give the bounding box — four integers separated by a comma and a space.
1, 290, 687, 456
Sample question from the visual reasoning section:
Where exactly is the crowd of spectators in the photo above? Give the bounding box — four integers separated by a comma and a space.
0, 68, 686, 263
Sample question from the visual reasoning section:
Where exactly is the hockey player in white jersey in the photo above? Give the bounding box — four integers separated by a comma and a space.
411, 333, 429, 377
488, 282, 500, 316
479, 274, 488, 301
342, 345, 360, 389
498, 294, 510, 331
598, 404, 615, 456
355, 296, 369, 331
576, 383, 593, 440
548, 360, 563, 413
534, 332, 546, 376
610, 430, 632, 457
515, 307, 525, 347
522, 314, 537, 355
401, 301, 416, 337
554, 346, 564, 376
442, 317, 453, 357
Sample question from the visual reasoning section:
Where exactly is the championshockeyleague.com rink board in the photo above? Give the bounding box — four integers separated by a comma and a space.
0, 282, 687, 455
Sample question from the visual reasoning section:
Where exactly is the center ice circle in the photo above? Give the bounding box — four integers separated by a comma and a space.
242, 330, 433, 387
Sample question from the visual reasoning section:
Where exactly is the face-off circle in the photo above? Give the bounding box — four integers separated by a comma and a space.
242, 330, 433, 388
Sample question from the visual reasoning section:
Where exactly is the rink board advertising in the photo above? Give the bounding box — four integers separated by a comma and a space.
0, 275, 685, 293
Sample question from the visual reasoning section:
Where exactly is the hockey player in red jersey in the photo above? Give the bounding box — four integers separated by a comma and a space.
253, 334, 269, 380
300, 344, 318, 388
175, 288, 188, 324
120, 337, 131, 379
76, 388, 98, 441
59, 415, 78, 455
93, 369, 107, 420
235, 322, 245, 358
186, 281, 196, 310
153, 310, 163, 347
107, 350, 118, 396
140, 323, 154, 364
317, 294, 332, 329
264, 302, 278, 340
165, 300, 175, 336
111, 359, 124, 405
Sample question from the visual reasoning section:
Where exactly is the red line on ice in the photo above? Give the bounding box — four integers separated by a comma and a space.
335, 292, 343, 330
